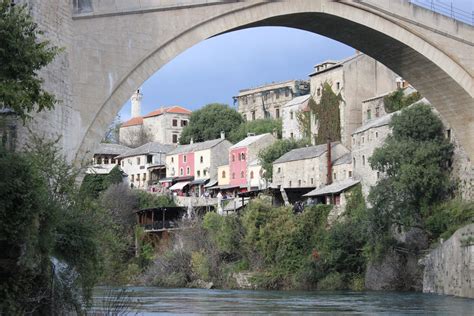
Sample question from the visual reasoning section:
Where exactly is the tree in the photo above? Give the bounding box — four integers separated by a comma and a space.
179, 103, 243, 144
0, 1, 61, 121
228, 118, 281, 143
309, 83, 342, 144
383, 89, 421, 113
258, 138, 310, 180
103, 114, 122, 144
120, 125, 153, 148
366, 103, 453, 252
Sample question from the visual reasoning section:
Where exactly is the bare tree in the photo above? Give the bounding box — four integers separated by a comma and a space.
120, 125, 153, 148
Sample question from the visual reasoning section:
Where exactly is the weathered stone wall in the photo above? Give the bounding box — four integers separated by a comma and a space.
421, 224, 474, 298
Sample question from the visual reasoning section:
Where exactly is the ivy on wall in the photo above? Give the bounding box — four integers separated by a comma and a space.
383, 89, 421, 113
310, 82, 342, 145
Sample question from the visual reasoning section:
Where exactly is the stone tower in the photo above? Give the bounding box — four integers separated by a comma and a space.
131, 89, 142, 118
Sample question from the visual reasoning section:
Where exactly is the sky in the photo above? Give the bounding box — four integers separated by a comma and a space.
118, 0, 473, 123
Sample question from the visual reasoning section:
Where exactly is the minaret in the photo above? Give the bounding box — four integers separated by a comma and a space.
131, 89, 142, 118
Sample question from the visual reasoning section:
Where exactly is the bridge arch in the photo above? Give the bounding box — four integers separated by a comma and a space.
71, 0, 473, 161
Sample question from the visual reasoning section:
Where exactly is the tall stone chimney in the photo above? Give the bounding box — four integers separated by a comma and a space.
131, 89, 142, 118
326, 139, 333, 185
220, 131, 225, 140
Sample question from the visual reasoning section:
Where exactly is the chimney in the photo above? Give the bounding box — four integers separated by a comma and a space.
131, 89, 142, 118
326, 138, 333, 185
190, 138, 194, 144
220, 131, 225, 140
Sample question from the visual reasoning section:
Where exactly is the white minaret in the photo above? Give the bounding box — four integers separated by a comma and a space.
131, 89, 142, 118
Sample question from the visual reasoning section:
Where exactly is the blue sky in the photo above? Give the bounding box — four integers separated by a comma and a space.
118, 0, 473, 122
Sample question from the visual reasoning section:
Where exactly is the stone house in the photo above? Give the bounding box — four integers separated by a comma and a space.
308, 53, 398, 148
272, 142, 350, 189
281, 94, 311, 140
165, 136, 232, 195
303, 178, 360, 210
86, 143, 130, 175
234, 80, 309, 121
229, 133, 276, 190
332, 152, 353, 182
116, 142, 175, 190
119, 90, 191, 146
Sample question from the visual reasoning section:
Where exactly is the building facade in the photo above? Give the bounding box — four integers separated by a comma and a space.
281, 94, 311, 140
86, 143, 130, 175
272, 142, 350, 189
116, 142, 175, 190
119, 91, 191, 146
228, 133, 276, 189
309, 53, 398, 148
234, 80, 310, 121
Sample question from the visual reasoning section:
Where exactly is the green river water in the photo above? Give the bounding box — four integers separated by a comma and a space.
92, 287, 474, 315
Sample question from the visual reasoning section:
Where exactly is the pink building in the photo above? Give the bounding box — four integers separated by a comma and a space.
178, 152, 194, 177
229, 133, 276, 190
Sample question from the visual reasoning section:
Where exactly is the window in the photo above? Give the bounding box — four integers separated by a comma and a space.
180, 168, 184, 176
375, 132, 378, 138
310, 178, 314, 185
277, 167, 281, 173
243, 96, 248, 105
250, 171, 254, 179
183, 155, 187, 163
181, 120, 188, 127
131, 175, 134, 182
336, 82, 340, 90
204, 170, 207, 176
317, 88, 321, 96
186, 167, 190, 175
147, 155, 152, 164
290, 132, 294, 139
285, 89, 289, 97
362, 155, 366, 166
288, 181, 292, 187
349, 171, 352, 178
290, 111, 294, 120
353, 138, 355, 145
232, 154, 235, 162
333, 172, 337, 180
367, 109, 371, 120
362, 137, 364, 144
200, 156, 203, 163
121, 161, 124, 167
241, 153, 246, 161
104, 158, 109, 164
232, 172, 235, 179
252, 111, 256, 121
298, 179, 301, 187
136, 157, 140, 165
136, 174, 139, 182
353, 158, 356, 168
240, 171, 244, 178
276, 90, 280, 99
377, 171, 380, 179
197, 170, 201, 177
143, 173, 146, 181
172, 119, 177, 127
375, 107, 380, 117
276, 108, 280, 118
243, 114, 247, 121
172, 134, 178, 143
222, 171, 226, 178
446, 129, 451, 140
111, 158, 116, 164
171, 157, 174, 163
334, 194, 341, 205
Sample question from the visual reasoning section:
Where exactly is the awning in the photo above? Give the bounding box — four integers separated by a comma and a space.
208, 184, 240, 190
147, 164, 165, 170
189, 178, 209, 186
303, 179, 360, 197
169, 181, 190, 191
204, 180, 218, 188
159, 177, 175, 183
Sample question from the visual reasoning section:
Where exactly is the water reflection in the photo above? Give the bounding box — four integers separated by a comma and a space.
93, 287, 474, 315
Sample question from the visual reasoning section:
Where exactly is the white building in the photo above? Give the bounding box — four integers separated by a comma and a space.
116, 142, 175, 190
281, 94, 311, 140
86, 143, 130, 175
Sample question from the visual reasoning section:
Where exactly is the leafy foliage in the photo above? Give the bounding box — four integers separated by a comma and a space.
179, 103, 243, 144
228, 118, 281, 143
310, 83, 342, 144
383, 89, 421, 113
367, 103, 454, 254
0, 1, 61, 121
258, 138, 310, 180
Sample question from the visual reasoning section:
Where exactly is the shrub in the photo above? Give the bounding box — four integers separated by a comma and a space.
317, 272, 346, 290
191, 251, 210, 281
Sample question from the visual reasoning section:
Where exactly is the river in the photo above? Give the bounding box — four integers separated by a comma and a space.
92, 287, 474, 315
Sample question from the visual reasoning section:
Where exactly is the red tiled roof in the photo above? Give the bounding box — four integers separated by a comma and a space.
121, 116, 143, 127
143, 106, 191, 118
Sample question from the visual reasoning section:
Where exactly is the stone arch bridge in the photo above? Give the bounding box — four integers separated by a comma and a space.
24, 0, 473, 163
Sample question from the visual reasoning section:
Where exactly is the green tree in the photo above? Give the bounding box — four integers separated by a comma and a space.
383, 89, 421, 113
258, 138, 310, 180
310, 83, 342, 144
367, 103, 453, 253
0, 1, 61, 121
228, 118, 282, 143
179, 103, 243, 144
